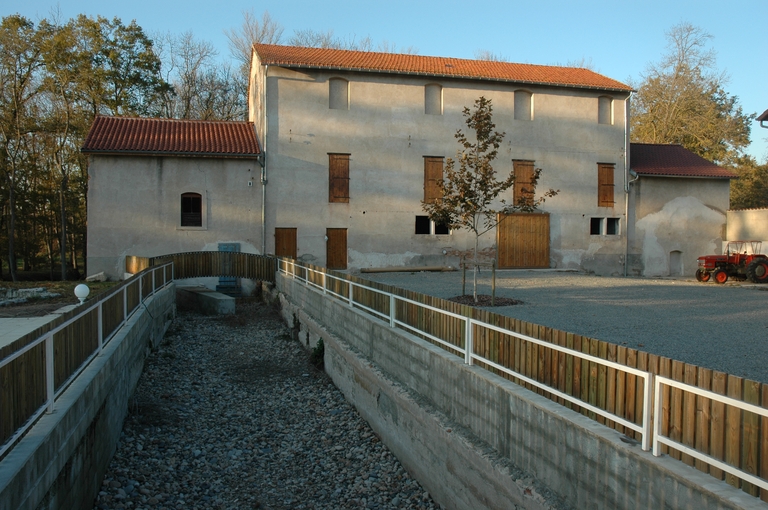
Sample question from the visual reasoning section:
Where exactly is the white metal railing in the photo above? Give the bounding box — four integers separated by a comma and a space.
278, 259, 654, 450
653, 376, 768, 491
0, 262, 173, 459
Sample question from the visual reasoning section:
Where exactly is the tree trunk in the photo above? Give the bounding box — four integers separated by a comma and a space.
473, 232, 479, 303
7, 179, 17, 282
59, 176, 67, 281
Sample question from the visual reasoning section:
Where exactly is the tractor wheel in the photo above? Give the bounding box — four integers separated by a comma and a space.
747, 259, 768, 283
695, 269, 710, 282
713, 269, 728, 284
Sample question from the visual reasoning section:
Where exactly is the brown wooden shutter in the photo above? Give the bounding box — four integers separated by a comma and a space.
274, 228, 297, 259
326, 228, 347, 269
513, 161, 535, 207
329, 154, 350, 203
424, 157, 443, 202
598, 164, 615, 207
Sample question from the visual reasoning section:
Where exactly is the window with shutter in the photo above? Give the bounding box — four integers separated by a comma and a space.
329, 154, 350, 203
513, 161, 535, 207
598, 164, 615, 207
423, 157, 444, 202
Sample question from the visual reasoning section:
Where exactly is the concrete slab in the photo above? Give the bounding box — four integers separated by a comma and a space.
0, 305, 78, 349
176, 286, 235, 315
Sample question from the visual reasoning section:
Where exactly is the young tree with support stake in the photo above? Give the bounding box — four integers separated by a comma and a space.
422, 96, 558, 303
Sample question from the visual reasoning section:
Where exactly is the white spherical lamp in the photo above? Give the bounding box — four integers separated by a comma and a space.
74, 284, 90, 304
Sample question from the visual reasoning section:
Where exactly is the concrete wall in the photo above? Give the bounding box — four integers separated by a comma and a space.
0, 284, 175, 510
87, 154, 262, 280
627, 177, 730, 277
276, 273, 765, 510
727, 209, 768, 246
250, 52, 630, 274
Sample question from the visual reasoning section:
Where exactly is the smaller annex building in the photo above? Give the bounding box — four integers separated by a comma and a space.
627, 143, 736, 277
82, 116, 263, 280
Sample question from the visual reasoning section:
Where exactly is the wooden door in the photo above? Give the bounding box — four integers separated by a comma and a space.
275, 228, 297, 259
326, 228, 347, 270
497, 213, 550, 268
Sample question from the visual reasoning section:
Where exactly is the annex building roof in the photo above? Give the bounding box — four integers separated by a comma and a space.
630, 143, 736, 179
81, 116, 261, 159
253, 44, 633, 93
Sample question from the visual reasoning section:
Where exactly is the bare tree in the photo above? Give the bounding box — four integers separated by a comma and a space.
474, 49, 508, 62
225, 10, 283, 73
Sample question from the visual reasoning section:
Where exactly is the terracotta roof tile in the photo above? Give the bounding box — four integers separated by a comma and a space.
81, 116, 261, 158
630, 143, 736, 179
253, 44, 632, 92
758, 109, 768, 123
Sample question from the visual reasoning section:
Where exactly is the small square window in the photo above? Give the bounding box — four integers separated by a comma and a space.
590, 217, 603, 235
415, 216, 431, 234
607, 218, 620, 235
434, 222, 450, 235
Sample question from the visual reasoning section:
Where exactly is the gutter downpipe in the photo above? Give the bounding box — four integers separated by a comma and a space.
623, 92, 633, 277
261, 65, 269, 255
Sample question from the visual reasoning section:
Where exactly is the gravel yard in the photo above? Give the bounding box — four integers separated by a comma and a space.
93, 300, 440, 510
362, 270, 768, 384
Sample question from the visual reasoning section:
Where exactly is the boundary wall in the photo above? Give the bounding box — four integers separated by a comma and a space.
0, 284, 175, 510
276, 273, 765, 510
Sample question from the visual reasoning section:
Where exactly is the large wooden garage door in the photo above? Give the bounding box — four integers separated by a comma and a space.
275, 228, 297, 259
326, 228, 347, 270
497, 213, 550, 268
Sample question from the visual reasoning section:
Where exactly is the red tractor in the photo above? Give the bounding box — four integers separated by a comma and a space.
696, 240, 768, 284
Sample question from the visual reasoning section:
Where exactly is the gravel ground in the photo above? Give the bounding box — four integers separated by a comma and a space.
362, 269, 768, 384
93, 300, 440, 510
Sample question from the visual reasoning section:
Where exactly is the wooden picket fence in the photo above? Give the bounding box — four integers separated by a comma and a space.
125, 252, 276, 282
0, 264, 171, 459
281, 260, 768, 501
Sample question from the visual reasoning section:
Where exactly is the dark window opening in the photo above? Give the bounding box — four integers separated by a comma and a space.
181, 193, 202, 227
607, 218, 620, 235
434, 222, 450, 235
415, 215, 431, 234
590, 217, 603, 235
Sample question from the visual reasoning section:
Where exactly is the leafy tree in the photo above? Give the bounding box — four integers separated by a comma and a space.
0, 15, 44, 281
422, 96, 557, 302
730, 155, 768, 209
631, 22, 752, 165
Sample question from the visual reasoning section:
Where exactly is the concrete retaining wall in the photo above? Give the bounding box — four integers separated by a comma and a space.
0, 284, 175, 510
276, 274, 766, 510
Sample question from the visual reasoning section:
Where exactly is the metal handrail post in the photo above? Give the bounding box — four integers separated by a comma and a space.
642, 373, 653, 451
45, 334, 54, 413
389, 294, 396, 328
97, 303, 104, 354
465, 318, 473, 365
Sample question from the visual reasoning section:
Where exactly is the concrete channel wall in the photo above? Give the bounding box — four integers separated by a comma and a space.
0, 284, 175, 510
276, 274, 765, 510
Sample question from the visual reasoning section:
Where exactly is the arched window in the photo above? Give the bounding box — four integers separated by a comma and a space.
329, 78, 349, 110
181, 192, 202, 227
598, 96, 613, 125
514, 90, 532, 121
424, 84, 442, 115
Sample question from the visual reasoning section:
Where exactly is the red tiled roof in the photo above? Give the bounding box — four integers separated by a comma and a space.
758, 109, 768, 124
81, 116, 261, 158
253, 44, 632, 92
630, 143, 736, 179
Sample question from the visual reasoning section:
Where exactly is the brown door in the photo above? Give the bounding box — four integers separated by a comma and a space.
497, 213, 550, 268
275, 228, 297, 259
326, 228, 347, 270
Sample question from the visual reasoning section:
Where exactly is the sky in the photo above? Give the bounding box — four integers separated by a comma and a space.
4, 0, 768, 162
